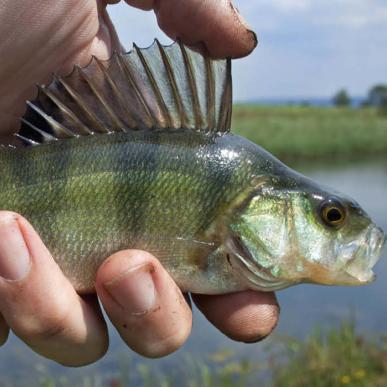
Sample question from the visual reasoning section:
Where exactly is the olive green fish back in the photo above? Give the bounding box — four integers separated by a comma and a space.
17, 40, 232, 146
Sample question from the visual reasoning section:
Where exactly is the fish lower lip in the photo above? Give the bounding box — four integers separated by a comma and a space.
343, 227, 384, 283
367, 226, 385, 267
357, 270, 376, 284
379, 227, 387, 250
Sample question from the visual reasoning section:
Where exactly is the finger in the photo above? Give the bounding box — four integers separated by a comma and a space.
192, 291, 279, 343
96, 250, 192, 358
0, 314, 10, 347
0, 212, 108, 366
89, 4, 124, 60
124, 0, 257, 58
123, 0, 155, 11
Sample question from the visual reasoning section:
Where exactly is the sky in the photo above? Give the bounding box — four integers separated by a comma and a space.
108, 0, 387, 101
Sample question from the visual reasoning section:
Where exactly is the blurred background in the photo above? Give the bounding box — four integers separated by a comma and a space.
1, 1, 386, 386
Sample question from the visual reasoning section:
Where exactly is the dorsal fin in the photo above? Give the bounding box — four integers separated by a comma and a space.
17, 40, 233, 146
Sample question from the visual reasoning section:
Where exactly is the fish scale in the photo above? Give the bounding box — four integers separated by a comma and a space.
0, 130, 258, 292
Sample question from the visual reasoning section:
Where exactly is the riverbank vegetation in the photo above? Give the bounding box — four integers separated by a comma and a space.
271, 322, 387, 387
31, 322, 387, 387
232, 105, 387, 162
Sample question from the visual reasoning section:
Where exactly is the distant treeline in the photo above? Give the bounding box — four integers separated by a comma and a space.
333, 84, 387, 115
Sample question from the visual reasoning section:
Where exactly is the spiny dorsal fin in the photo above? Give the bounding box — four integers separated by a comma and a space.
17, 40, 233, 146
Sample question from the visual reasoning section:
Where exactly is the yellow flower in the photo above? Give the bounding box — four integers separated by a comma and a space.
353, 369, 366, 379
221, 362, 243, 375
208, 349, 234, 363
340, 375, 351, 384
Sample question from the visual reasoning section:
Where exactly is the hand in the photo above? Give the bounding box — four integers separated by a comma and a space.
0, 1, 278, 366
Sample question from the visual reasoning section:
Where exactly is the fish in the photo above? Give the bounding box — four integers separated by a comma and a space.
1, 40, 385, 294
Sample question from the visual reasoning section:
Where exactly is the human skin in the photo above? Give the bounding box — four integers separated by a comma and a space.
0, 0, 279, 365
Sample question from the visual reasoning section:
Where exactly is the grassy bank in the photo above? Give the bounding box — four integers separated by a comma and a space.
271, 323, 387, 387
31, 323, 387, 387
231, 105, 387, 162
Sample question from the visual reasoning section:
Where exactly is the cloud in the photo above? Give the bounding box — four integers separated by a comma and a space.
257, 0, 310, 13
247, 0, 387, 29
310, 0, 387, 29
108, 1, 387, 100
107, 5, 171, 50
233, 0, 387, 99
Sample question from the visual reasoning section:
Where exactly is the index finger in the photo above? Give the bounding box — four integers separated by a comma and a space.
123, 0, 257, 58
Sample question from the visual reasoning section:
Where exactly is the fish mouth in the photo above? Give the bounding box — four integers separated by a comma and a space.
344, 225, 385, 284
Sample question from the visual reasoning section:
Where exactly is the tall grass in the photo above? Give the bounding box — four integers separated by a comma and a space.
36, 350, 264, 387
271, 322, 387, 387
29, 323, 387, 387
232, 105, 387, 162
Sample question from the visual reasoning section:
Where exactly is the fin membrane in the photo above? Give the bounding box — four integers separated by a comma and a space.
18, 40, 232, 146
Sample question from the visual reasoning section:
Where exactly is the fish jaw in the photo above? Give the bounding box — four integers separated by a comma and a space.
312, 225, 386, 286
342, 225, 386, 285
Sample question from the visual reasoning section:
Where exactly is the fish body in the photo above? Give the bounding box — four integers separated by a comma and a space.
0, 130, 286, 293
2, 41, 385, 294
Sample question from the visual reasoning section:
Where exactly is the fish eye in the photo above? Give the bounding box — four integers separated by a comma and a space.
320, 197, 347, 228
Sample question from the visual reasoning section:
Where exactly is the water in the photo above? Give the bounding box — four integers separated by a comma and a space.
0, 160, 386, 384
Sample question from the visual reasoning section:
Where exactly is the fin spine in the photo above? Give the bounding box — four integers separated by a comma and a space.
218, 59, 232, 132
57, 76, 107, 133
26, 99, 78, 139
156, 39, 188, 128
38, 84, 92, 135
134, 42, 172, 128
179, 41, 203, 128
204, 54, 215, 132
20, 117, 58, 142
94, 56, 136, 130
14, 133, 39, 146
76, 65, 126, 131
114, 52, 156, 129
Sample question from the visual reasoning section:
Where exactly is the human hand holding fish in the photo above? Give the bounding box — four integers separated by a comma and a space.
0, 0, 281, 366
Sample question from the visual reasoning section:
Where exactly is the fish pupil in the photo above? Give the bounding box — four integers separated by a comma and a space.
327, 208, 342, 222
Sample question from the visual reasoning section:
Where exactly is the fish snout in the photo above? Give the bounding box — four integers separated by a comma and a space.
344, 225, 386, 284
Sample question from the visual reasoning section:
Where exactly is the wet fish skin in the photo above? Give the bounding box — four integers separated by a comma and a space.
0, 130, 277, 293
2, 128, 383, 294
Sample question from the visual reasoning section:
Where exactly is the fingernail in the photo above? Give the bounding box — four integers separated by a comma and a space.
247, 29, 258, 50
104, 263, 157, 316
0, 216, 31, 281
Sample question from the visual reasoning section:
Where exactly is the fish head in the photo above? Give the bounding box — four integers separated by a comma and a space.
227, 176, 386, 291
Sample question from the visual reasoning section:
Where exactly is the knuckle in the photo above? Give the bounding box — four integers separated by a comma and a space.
12, 302, 71, 342
30, 315, 69, 341
134, 333, 186, 359
0, 210, 22, 222
130, 318, 191, 359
